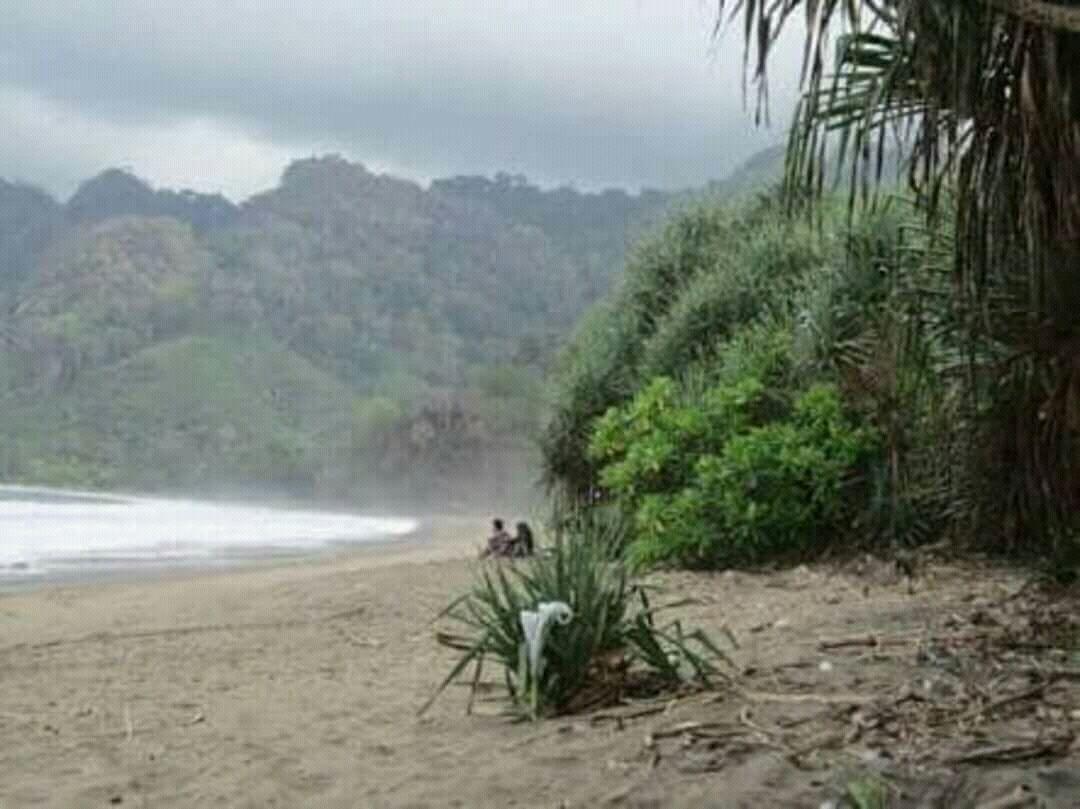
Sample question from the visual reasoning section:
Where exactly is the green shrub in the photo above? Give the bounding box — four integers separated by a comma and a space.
592, 379, 877, 569
543, 190, 964, 565
620, 203, 739, 330
421, 520, 734, 721
589, 376, 767, 504
636, 215, 827, 379
690, 316, 796, 391
541, 198, 846, 501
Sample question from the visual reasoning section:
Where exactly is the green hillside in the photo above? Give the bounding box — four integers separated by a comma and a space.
0, 149, 784, 503
0, 336, 352, 490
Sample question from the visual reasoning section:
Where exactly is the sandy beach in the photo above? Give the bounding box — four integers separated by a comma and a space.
2, 519, 1079, 808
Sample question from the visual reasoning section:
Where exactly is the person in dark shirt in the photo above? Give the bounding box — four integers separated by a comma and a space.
511, 521, 535, 557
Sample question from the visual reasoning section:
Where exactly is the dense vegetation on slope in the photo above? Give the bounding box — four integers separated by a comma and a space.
7, 154, 786, 503
717, 0, 1080, 554
541, 194, 975, 566
538, 1, 1080, 567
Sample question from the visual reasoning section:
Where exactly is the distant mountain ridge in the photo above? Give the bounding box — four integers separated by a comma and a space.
0, 180, 64, 289
66, 169, 240, 232
0, 147, 787, 498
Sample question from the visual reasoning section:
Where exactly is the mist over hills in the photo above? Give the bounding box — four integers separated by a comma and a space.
0, 148, 786, 503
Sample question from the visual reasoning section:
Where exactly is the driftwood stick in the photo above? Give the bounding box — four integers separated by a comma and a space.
944, 737, 1070, 765
966, 684, 1046, 722
588, 704, 669, 724
818, 630, 991, 652
738, 688, 873, 706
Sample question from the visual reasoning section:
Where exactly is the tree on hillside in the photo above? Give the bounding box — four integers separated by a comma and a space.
717, 0, 1080, 551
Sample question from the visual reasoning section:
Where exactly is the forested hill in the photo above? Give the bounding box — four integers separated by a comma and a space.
0, 150, 783, 502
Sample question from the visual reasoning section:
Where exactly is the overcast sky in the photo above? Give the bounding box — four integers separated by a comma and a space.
0, 1, 803, 201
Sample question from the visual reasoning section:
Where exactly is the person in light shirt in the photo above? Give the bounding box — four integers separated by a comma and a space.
479, 517, 512, 559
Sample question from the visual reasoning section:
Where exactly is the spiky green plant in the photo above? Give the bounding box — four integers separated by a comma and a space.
716, 0, 1080, 551
420, 519, 735, 721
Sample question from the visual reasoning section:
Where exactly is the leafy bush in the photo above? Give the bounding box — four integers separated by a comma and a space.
421, 519, 734, 721
544, 189, 983, 567
589, 376, 768, 504
637, 214, 834, 377
687, 316, 796, 392
541, 197, 842, 501
592, 379, 877, 569
620, 202, 740, 331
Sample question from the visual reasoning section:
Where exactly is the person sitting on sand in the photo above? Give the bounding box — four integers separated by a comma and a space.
511, 521, 535, 558
479, 518, 513, 559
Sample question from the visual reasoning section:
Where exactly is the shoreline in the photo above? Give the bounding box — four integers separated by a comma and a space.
0, 486, 452, 593
0, 514, 484, 597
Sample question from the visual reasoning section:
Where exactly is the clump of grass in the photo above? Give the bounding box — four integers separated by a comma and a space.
845, 775, 892, 809
420, 517, 735, 721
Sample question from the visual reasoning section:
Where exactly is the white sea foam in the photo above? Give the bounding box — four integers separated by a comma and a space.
0, 485, 416, 578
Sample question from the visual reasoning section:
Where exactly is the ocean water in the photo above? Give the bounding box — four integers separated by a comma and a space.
0, 485, 417, 581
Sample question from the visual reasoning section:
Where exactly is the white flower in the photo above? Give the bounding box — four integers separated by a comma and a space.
519, 600, 574, 680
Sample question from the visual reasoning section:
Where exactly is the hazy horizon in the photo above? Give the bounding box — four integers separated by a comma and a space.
2, 149, 765, 207
1, 1, 802, 200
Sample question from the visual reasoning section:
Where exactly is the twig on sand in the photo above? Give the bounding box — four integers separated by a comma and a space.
817, 630, 991, 652
0, 619, 317, 656
736, 687, 873, 706
589, 690, 716, 725
645, 720, 741, 744
737, 706, 776, 739
975, 786, 1038, 809
964, 684, 1047, 723
735, 707, 815, 761
737, 705, 850, 766
943, 735, 1073, 765
1017, 666, 1080, 682
506, 725, 577, 751
818, 634, 893, 651
588, 704, 669, 725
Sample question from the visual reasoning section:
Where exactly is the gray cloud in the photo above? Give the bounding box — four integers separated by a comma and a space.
0, 1, 803, 200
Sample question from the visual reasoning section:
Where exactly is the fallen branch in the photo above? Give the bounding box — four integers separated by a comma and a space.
588, 704, 669, 724
944, 736, 1072, 765
736, 706, 826, 765
975, 785, 1038, 809
819, 635, 886, 651
1018, 667, 1080, 682
647, 720, 737, 742
818, 630, 992, 652
965, 684, 1046, 723
738, 688, 873, 706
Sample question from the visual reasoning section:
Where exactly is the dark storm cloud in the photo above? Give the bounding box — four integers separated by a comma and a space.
0, 1, 802, 199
